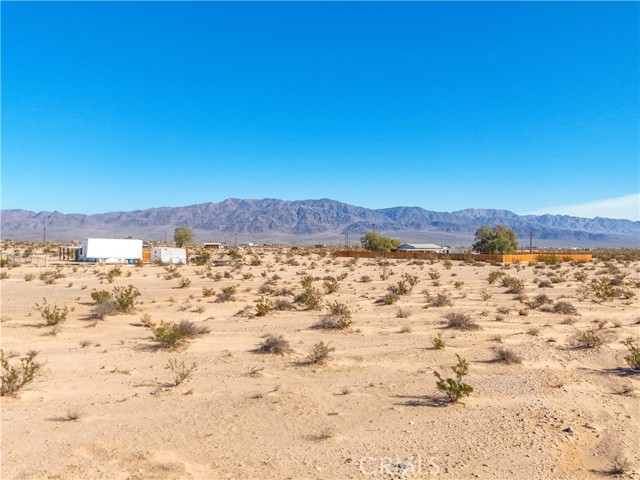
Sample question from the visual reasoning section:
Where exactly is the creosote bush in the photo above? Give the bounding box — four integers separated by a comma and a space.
91, 290, 111, 304
148, 320, 209, 349
622, 338, 640, 370
255, 297, 274, 316
217, 285, 237, 302
433, 354, 473, 403
1, 350, 42, 396
431, 334, 445, 349
34, 299, 69, 327
306, 341, 334, 365
296, 287, 323, 310
572, 330, 605, 349
112, 285, 141, 313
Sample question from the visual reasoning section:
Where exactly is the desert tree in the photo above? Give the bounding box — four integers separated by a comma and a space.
174, 227, 195, 248
360, 231, 401, 252
472, 224, 519, 254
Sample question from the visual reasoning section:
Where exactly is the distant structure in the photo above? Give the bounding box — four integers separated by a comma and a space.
78, 238, 143, 263
396, 243, 450, 254
203, 242, 226, 250
151, 247, 186, 264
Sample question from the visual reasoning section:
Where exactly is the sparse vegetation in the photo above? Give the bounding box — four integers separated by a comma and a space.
444, 311, 480, 330
256, 334, 292, 355
1, 350, 42, 396
306, 341, 334, 365
433, 354, 473, 403
165, 357, 197, 386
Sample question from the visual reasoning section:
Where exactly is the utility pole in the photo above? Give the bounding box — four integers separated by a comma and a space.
529, 231, 533, 253
372, 223, 375, 232
234, 233, 237, 247
164, 232, 167, 244
43, 227, 46, 244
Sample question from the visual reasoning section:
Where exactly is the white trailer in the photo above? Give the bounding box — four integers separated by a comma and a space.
79, 238, 143, 263
151, 247, 187, 264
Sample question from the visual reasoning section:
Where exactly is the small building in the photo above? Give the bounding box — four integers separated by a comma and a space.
79, 238, 143, 263
203, 242, 226, 250
396, 243, 450, 254
151, 247, 187, 264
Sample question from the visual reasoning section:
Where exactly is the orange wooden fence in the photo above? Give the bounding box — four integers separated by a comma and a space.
334, 251, 592, 263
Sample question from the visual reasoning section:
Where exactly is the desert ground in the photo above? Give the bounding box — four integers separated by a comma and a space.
1, 245, 639, 479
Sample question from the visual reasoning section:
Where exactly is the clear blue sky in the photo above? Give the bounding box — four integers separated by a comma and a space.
2, 1, 639, 219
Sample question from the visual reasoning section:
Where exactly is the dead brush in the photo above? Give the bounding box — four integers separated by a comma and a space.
1, 350, 42, 397
256, 334, 292, 355
494, 347, 523, 364
444, 312, 481, 331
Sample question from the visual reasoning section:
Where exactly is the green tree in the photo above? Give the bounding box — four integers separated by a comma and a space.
472, 224, 519, 254
174, 227, 195, 248
360, 231, 401, 252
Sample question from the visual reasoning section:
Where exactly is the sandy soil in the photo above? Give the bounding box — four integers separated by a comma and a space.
1, 247, 639, 479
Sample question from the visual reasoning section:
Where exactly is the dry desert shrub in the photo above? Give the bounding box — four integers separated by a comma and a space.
1, 350, 41, 397
572, 330, 606, 349
256, 334, 292, 355
254, 297, 274, 316
34, 299, 69, 327
444, 312, 481, 331
323, 279, 340, 294
396, 307, 412, 318
92, 300, 118, 320
274, 298, 295, 311
112, 285, 141, 313
217, 285, 237, 302
178, 277, 191, 288
359, 275, 372, 283
622, 338, 640, 370
166, 357, 197, 386
316, 303, 352, 330
424, 290, 453, 308
295, 287, 323, 310
202, 286, 215, 297
306, 341, 334, 365
431, 334, 446, 349
149, 320, 209, 349
552, 301, 579, 315
494, 347, 523, 364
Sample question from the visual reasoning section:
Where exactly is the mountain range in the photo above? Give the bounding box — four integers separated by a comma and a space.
2, 198, 639, 247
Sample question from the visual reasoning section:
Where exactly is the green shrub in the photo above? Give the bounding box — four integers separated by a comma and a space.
296, 287, 323, 310
433, 354, 473, 403
112, 285, 140, 313
34, 299, 69, 326
91, 290, 112, 304
149, 320, 208, 349
178, 277, 192, 288
255, 297, 274, 316
323, 279, 340, 294
622, 338, 640, 370
306, 341, 334, 364
1, 350, 41, 396
217, 285, 237, 302
202, 287, 215, 297
572, 330, 605, 349
431, 334, 445, 349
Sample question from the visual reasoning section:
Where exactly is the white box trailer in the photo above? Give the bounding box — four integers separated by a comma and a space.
79, 238, 143, 263
151, 247, 187, 264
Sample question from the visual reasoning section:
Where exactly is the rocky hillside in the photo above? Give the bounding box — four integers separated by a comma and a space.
2, 198, 638, 246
